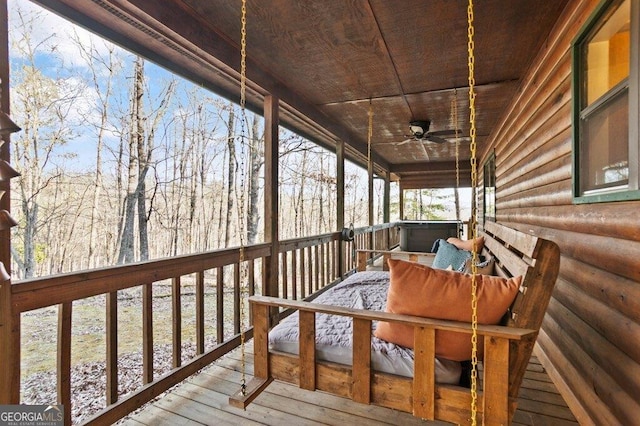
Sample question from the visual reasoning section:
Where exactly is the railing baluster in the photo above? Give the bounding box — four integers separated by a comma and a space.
291, 249, 297, 300
216, 267, 224, 344
172, 277, 181, 368
314, 245, 320, 292
326, 241, 332, 282
196, 272, 205, 355
319, 243, 325, 288
281, 252, 288, 299
142, 283, 153, 384
106, 291, 118, 404
299, 249, 306, 299
248, 260, 255, 323
307, 246, 313, 296
57, 302, 72, 426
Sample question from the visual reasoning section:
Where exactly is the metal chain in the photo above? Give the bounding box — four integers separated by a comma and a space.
452, 88, 460, 190
238, 0, 248, 397
467, 0, 480, 424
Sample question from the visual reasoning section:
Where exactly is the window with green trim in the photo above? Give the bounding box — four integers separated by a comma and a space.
483, 153, 496, 222
573, 0, 639, 203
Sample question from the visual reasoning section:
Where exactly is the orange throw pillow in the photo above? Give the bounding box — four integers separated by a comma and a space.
374, 259, 521, 361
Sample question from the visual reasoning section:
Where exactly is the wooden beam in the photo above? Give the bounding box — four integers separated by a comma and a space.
336, 140, 345, 278
264, 95, 279, 325
413, 327, 436, 420
57, 302, 72, 426
0, 278, 18, 403
383, 172, 390, 223
229, 303, 272, 409
0, 0, 19, 404
106, 291, 118, 404
399, 182, 405, 220
172, 276, 181, 368
483, 336, 510, 424
216, 267, 224, 344
299, 310, 316, 390
390, 161, 471, 174
142, 282, 153, 384
195, 272, 204, 355
368, 145, 374, 229
352, 318, 372, 404
383, 172, 390, 248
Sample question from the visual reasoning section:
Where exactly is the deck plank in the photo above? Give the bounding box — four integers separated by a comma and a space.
123, 344, 578, 426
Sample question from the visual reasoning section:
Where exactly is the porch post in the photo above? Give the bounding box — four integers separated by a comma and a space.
264, 95, 279, 324
383, 171, 390, 249
336, 140, 345, 278
399, 182, 405, 220
0, 0, 19, 404
368, 150, 374, 251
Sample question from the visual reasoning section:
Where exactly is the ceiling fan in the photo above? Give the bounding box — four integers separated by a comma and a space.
397, 120, 460, 145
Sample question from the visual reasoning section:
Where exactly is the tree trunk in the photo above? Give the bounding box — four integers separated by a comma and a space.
117, 57, 144, 264
139, 78, 174, 260
224, 103, 236, 247
247, 114, 261, 244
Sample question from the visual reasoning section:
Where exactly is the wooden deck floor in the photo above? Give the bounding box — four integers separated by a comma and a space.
121, 345, 578, 426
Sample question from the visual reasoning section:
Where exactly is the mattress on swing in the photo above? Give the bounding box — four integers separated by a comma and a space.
268, 270, 462, 384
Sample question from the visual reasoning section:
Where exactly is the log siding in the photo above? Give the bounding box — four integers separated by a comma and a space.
485, 0, 640, 423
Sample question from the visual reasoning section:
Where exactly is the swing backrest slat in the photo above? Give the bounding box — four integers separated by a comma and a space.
480, 221, 560, 399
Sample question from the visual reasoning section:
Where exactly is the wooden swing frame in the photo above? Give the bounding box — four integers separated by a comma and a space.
230, 1, 560, 423
235, 221, 560, 425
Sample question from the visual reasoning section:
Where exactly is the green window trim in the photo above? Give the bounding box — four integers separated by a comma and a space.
572, 0, 640, 204
483, 152, 496, 223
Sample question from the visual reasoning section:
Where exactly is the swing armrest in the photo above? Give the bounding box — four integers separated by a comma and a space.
250, 295, 536, 340
356, 249, 436, 271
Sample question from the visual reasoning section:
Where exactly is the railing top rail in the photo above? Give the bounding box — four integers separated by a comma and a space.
11, 243, 272, 313
11, 223, 398, 313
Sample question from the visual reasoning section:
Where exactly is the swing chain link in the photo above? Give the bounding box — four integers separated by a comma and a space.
467, 0, 480, 424
452, 88, 460, 190
238, 0, 248, 397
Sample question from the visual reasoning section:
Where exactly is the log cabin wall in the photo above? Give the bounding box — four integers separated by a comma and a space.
484, 0, 640, 424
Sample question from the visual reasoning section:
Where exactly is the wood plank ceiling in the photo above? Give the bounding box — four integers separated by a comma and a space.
35, 0, 569, 188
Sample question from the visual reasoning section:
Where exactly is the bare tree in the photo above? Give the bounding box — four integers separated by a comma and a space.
247, 113, 263, 244
224, 102, 236, 247
10, 8, 82, 277
117, 57, 175, 264
73, 33, 121, 268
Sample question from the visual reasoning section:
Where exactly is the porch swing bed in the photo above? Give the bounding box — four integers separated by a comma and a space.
244, 221, 560, 425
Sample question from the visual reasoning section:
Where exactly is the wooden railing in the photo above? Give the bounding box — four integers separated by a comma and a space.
2, 223, 398, 425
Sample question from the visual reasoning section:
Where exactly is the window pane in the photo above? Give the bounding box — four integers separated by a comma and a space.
584, 0, 630, 106
580, 89, 629, 193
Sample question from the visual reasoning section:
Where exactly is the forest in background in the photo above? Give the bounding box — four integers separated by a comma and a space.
7, 1, 460, 280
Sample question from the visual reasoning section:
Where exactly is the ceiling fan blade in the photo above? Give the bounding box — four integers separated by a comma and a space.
396, 138, 414, 145
428, 129, 462, 136
425, 135, 448, 144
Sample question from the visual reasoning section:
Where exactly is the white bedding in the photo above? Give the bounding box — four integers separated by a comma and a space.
268, 271, 462, 384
